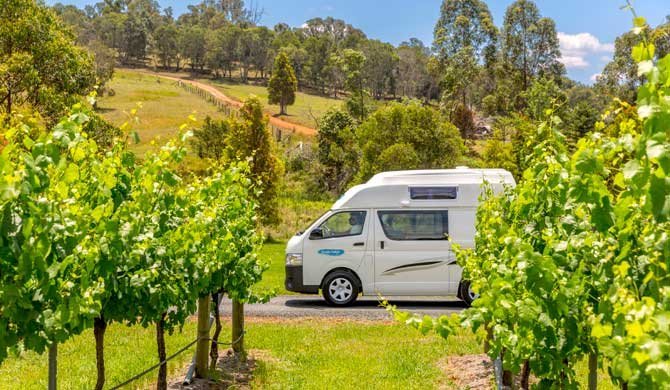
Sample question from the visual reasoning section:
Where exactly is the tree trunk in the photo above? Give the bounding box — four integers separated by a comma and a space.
520, 360, 530, 390
48, 343, 57, 390
156, 313, 167, 390
195, 295, 211, 378
209, 293, 222, 372
94, 316, 107, 390
232, 300, 245, 360
588, 351, 597, 390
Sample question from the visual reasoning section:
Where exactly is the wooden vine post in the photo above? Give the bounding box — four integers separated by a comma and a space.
48, 343, 57, 390
232, 300, 245, 359
588, 351, 598, 390
195, 295, 211, 378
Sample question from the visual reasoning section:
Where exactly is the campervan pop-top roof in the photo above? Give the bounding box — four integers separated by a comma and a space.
332, 168, 515, 210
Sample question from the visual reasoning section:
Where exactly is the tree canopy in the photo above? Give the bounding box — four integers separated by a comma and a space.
1, 0, 97, 121
267, 52, 297, 115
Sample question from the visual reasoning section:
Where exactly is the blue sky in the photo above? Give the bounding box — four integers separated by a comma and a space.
51, 0, 669, 84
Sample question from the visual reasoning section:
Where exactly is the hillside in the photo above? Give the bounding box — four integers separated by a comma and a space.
97, 69, 223, 155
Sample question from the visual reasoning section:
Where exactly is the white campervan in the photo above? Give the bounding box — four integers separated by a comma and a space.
284, 168, 515, 306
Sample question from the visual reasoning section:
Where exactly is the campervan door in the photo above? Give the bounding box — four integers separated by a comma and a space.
371, 207, 459, 296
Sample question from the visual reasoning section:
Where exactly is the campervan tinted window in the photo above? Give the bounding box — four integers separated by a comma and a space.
378, 210, 448, 240
409, 186, 458, 200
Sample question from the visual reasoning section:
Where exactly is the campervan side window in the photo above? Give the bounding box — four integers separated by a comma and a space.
409, 186, 458, 200
378, 210, 449, 240
316, 211, 367, 239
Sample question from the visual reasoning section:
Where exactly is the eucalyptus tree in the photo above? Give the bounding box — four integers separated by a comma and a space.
432, 0, 497, 107
502, 0, 564, 103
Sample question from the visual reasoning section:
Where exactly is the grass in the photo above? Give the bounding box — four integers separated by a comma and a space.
0, 322, 196, 390
255, 242, 289, 295
98, 69, 224, 155
200, 78, 343, 128
0, 317, 619, 389
247, 319, 476, 389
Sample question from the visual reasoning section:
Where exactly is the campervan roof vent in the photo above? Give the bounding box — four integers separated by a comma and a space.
455, 166, 469, 169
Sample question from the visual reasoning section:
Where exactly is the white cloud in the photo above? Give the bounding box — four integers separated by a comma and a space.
558, 32, 614, 53
590, 73, 602, 82
559, 55, 590, 68
558, 32, 614, 69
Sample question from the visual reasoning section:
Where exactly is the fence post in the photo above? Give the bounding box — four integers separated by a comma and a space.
195, 295, 211, 378
232, 300, 245, 360
48, 343, 57, 390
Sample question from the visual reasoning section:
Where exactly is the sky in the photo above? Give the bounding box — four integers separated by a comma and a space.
50, 0, 670, 84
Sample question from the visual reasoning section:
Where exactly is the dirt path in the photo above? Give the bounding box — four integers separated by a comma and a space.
131, 69, 317, 136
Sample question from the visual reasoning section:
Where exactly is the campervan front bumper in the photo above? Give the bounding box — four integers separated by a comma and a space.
285, 265, 319, 293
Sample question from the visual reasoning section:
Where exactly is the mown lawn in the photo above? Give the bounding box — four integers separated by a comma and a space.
0, 319, 473, 389
201, 78, 342, 128
0, 317, 619, 389
255, 242, 289, 295
98, 69, 224, 155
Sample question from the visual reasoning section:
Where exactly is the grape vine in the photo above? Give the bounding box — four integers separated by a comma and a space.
389, 11, 670, 389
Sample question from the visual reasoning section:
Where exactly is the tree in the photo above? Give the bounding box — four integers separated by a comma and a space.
356, 100, 465, 181
523, 76, 566, 121
179, 25, 206, 71
596, 17, 669, 103
0, 0, 97, 121
451, 103, 477, 140
433, 0, 497, 62
225, 97, 284, 225
192, 116, 231, 159
337, 49, 368, 121
502, 0, 564, 100
316, 108, 359, 194
432, 0, 497, 108
482, 129, 518, 178
362, 40, 398, 99
267, 52, 297, 115
154, 22, 179, 69
396, 39, 431, 99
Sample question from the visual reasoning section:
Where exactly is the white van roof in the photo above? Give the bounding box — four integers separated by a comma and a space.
332, 168, 515, 209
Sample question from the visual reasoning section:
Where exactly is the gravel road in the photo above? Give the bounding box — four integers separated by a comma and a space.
220, 295, 466, 321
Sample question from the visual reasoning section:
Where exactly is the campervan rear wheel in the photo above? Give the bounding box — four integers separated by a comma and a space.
323, 271, 360, 306
459, 281, 479, 307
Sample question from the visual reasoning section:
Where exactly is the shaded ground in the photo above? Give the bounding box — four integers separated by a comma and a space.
169, 349, 257, 390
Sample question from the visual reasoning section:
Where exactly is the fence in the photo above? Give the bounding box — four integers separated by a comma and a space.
175, 80, 300, 144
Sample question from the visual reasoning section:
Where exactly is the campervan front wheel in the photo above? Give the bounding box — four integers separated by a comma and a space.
322, 271, 360, 306
459, 281, 479, 307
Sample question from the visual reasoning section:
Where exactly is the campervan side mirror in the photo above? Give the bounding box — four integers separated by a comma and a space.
309, 228, 324, 240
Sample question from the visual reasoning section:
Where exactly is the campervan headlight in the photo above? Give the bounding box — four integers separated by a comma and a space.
285, 253, 303, 266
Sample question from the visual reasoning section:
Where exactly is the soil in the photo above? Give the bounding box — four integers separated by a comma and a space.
438, 354, 495, 390
168, 349, 262, 389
